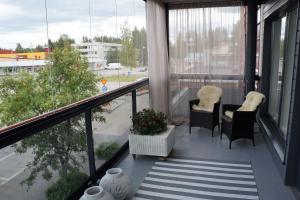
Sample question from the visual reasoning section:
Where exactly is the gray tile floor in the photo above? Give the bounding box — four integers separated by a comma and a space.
118, 125, 296, 200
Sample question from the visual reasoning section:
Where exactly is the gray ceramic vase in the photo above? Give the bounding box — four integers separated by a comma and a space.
80, 186, 114, 200
99, 168, 130, 200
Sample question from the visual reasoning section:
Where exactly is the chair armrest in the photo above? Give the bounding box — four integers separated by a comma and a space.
222, 104, 241, 115
189, 99, 199, 110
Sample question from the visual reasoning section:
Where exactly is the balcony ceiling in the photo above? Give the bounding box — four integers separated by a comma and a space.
159, 0, 263, 5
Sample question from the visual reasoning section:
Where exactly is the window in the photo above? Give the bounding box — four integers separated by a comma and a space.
256, 6, 262, 77
268, 8, 298, 139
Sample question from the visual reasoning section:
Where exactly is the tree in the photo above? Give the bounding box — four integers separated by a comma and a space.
82, 36, 92, 43
53, 34, 75, 49
35, 45, 45, 52
105, 48, 120, 64
94, 36, 121, 44
15, 43, 24, 53
119, 22, 137, 68
132, 27, 147, 66
0, 44, 104, 197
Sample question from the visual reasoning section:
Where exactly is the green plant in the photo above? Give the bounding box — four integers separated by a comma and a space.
95, 142, 120, 158
46, 169, 88, 200
130, 109, 167, 135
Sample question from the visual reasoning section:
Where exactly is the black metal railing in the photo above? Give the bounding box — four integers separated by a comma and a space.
0, 78, 149, 199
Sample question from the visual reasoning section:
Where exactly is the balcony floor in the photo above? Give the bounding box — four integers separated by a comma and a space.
118, 125, 295, 200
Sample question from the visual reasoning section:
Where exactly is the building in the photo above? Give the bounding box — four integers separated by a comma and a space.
72, 42, 122, 73
0, 51, 48, 76
0, 51, 48, 60
0, 59, 46, 76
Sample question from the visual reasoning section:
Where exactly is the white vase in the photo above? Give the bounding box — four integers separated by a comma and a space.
99, 168, 130, 200
80, 186, 114, 200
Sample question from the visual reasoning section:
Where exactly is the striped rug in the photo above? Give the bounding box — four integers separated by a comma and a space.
133, 157, 259, 200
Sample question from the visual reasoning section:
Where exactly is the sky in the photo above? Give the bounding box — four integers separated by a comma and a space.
0, 0, 146, 49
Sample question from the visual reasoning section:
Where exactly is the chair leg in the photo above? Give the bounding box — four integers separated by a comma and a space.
218, 123, 220, 132
211, 127, 214, 137
189, 126, 191, 134
252, 138, 255, 147
229, 141, 232, 149
220, 124, 223, 139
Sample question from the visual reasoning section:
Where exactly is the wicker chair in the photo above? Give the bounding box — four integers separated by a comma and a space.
221, 91, 265, 149
189, 86, 222, 137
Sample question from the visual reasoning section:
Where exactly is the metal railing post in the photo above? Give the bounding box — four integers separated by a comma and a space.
132, 90, 137, 116
85, 109, 96, 179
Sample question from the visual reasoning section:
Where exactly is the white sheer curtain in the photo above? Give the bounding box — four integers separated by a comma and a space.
168, 6, 246, 122
146, 0, 169, 115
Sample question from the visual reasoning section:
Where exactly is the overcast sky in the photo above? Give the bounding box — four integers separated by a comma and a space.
0, 0, 146, 49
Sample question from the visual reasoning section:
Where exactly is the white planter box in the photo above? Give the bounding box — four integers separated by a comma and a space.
129, 125, 175, 157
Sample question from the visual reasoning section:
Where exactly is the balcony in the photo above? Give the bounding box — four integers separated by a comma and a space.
1, 0, 300, 199
0, 78, 296, 200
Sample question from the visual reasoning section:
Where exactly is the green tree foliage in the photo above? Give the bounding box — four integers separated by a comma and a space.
82, 36, 92, 43
120, 22, 137, 68
94, 36, 122, 44
46, 169, 88, 200
15, 43, 46, 53
95, 142, 119, 159
105, 48, 120, 64
0, 37, 104, 195
35, 45, 45, 52
132, 27, 147, 66
48, 34, 75, 50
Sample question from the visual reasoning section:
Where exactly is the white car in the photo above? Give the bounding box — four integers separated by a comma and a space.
105, 63, 122, 70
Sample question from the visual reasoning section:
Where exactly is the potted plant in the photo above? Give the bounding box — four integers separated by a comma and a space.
129, 109, 175, 159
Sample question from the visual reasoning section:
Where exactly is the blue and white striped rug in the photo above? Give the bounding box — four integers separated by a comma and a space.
133, 157, 259, 200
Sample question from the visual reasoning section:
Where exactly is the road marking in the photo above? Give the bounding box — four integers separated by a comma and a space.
0, 152, 15, 162
0, 168, 26, 186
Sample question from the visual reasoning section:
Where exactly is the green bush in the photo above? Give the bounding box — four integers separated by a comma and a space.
130, 109, 167, 135
46, 169, 88, 200
95, 142, 120, 159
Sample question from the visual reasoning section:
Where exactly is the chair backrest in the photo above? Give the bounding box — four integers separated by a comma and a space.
197, 85, 222, 110
238, 91, 265, 112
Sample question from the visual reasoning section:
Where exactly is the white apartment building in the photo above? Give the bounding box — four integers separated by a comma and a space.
72, 42, 122, 73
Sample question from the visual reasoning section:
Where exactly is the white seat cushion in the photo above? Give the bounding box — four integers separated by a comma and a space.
192, 105, 213, 112
225, 111, 233, 119
193, 85, 222, 112
224, 91, 265, 119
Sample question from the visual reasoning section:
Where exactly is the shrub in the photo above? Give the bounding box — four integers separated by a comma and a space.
46, 169, 88, 200
130, 109, 167, 135
95, 142, 120, 159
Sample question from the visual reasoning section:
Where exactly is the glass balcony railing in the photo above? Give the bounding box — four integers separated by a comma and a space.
0, 78, 149, 200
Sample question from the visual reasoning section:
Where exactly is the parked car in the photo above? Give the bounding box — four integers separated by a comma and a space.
105, 63, 122, 70
137, 67, 147, 72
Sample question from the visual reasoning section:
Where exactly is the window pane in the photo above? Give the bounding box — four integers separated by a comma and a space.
279, 9, 298, 138
0, 115, 89, 199
0, 0, 147, 129
268, 16, 286, 123
92, 94, 132, 169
